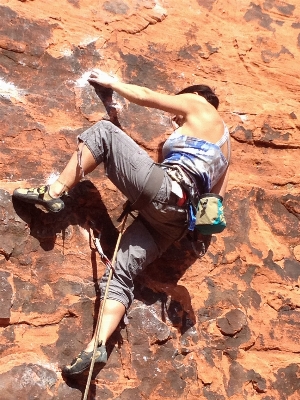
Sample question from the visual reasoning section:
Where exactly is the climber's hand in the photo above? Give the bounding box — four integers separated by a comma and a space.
88, 69, 118, 88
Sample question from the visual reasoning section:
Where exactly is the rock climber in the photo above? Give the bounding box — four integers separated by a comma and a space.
13, 68, 230, 375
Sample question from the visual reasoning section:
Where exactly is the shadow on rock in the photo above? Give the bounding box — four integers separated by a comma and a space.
12, 180, 118, 253
132, 232, 211, 336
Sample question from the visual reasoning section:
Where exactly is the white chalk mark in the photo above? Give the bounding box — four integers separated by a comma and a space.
0, 78, 25, 101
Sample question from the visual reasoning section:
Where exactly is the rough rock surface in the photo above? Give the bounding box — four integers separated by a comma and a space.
0, 0, 299, 399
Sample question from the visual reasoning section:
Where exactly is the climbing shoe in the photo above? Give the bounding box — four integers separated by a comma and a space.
62, 344, 107, 376
13, 185, 65, 213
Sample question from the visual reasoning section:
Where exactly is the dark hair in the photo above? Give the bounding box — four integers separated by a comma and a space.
176, 84, 219, 109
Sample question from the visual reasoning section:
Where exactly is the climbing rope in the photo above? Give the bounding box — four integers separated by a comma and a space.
83, 212, 128, 400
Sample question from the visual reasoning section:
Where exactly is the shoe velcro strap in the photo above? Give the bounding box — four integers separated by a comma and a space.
37, 186, 47, 194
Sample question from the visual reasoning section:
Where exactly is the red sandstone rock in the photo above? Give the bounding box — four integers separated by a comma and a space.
0, 0, 300, 399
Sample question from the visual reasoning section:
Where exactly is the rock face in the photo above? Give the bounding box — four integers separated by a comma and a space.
0, 0, 299, 399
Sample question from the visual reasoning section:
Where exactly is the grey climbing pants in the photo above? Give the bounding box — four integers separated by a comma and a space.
78, 120, 188, 309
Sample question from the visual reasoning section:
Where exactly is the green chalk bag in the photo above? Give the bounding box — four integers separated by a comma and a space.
195, 193, 226, 235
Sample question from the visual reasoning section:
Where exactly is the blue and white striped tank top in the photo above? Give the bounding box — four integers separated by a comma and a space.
161, 123, 230, 193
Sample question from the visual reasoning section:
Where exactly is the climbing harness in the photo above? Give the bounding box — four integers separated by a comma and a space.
83, 212, 128, 400
165, 164, 226, 235
165, 164, 226, 257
